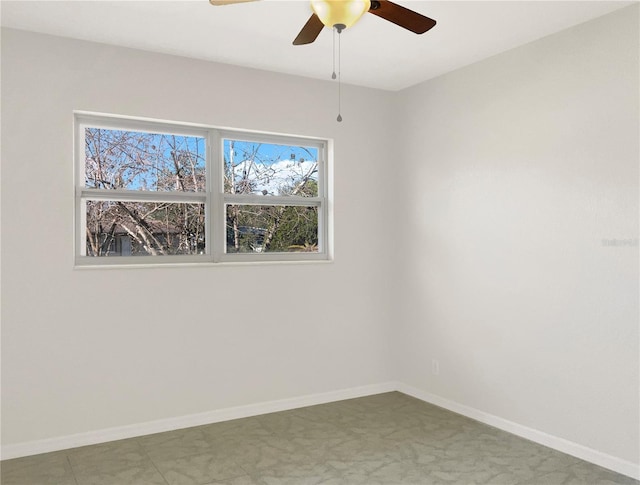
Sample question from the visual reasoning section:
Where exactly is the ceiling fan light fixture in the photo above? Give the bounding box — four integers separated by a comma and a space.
310, 0, 371, 30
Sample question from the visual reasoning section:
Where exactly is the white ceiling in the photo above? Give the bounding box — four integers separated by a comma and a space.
1, 0, 633, 90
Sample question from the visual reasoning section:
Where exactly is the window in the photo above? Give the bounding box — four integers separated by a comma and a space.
75, 114, 330, 266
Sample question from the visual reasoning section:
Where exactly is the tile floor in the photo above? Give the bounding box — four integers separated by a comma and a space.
1, 392, 637, 485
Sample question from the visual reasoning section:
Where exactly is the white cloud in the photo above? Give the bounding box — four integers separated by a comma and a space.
232, 159, 318, 196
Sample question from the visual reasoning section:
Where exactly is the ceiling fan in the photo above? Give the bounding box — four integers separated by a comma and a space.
208, 0, 437, 45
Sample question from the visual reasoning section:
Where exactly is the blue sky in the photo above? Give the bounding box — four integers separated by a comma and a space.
224, 139, 318, 166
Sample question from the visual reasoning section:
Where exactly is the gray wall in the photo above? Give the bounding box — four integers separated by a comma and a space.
394, 5, 639, 464
1, 29, 397, 446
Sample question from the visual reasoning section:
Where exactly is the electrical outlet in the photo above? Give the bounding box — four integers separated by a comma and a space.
432, 359, 440, 375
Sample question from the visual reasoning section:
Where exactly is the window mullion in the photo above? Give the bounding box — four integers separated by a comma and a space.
209, 129, 222, 262
80, 188, 206, 204
223, 195, 322, 207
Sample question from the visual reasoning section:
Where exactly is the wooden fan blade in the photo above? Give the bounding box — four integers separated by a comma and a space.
368, 0, 436, 34
293, 14, 325, 45
209, 0, 258, 5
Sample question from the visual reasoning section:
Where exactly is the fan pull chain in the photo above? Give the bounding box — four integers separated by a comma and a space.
336, 27, 342, 123
332, 27, 337, 80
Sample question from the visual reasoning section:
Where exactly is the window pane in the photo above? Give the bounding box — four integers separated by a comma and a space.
85, 200, 205, 256
223, 140, 318, 197
226, 205, 318, 253
85, 128, 205, 192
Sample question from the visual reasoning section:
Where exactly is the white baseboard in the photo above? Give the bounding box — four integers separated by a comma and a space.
3, 380, 638, 481
397, 382, 640, 481
0, 382, 396, 461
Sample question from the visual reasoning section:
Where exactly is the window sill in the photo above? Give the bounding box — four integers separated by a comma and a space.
73, 258, 334, 270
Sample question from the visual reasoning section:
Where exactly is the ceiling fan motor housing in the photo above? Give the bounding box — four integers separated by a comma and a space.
310, 0, 372, 29
292, 0, 437, 46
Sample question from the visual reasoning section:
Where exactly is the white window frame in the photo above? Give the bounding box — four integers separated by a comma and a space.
74, 113, 331, 267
